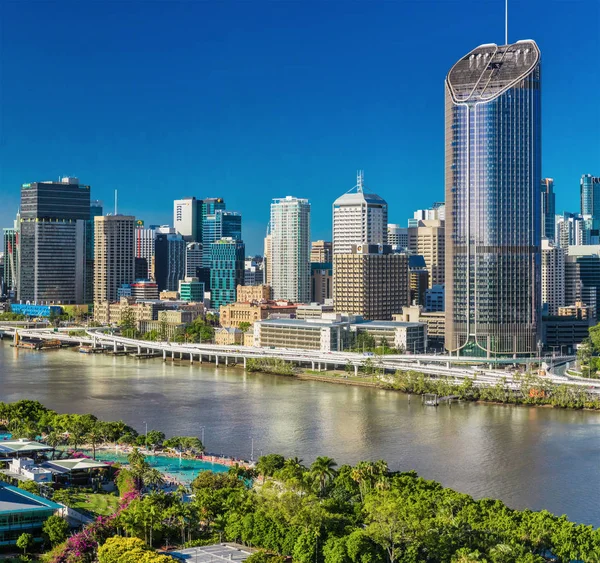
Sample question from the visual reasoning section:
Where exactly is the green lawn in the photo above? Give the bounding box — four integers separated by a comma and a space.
72, 493, 120, 517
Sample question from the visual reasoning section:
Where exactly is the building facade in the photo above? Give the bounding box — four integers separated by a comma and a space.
445, 40, 542, 356
179, 277, 205, 302
202, 211, 242, 268
311, 262, 332, 304
270, 196, 311, 302
310, 241, 332, 263
219, 300, 298, 328
209, 238, 245, 309
387, 224, 408, 252
541, 239, 565, 316
408, 219, 444, 288
236, 284, 271, 302
541, 179, 555, 241
154, 227, 186, 292
93, 215, 136, 303
185, 242, 203, 278
333, 244, 410, 320
18, 178, 90, 304
580, 174, 600, 231
135, 222, 156, 279
332, 171, 387, 255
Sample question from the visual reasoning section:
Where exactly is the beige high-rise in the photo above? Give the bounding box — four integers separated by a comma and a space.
408, 219, 445, 288
333, 245, 409, 320
94, 215, 135, 303
310, 240, 332, 263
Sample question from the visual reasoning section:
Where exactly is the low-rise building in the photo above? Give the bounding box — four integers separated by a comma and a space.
9, 304, 62, 318
542, 315, 594, 353
131, 279, 159, 300
0, 483, 62, 547
159, 291, 180, 301
296, 303, 334, 320
425, 284, 444, 312
558, 301, 595, 320
236, 284, 271, 302
352, 320, 427, 353
219, 300, 298, 328
7, 458, 53, 483
179, 278, 205, 302
394, 305, 445, 351
215, 327, 244, 345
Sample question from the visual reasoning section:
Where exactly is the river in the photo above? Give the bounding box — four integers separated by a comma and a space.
1, 342, 599, 526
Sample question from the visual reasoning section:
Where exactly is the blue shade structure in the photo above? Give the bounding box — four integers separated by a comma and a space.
445, 40, 542, 357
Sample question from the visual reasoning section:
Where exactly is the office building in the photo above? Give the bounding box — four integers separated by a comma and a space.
135, 222, 156, 279
130, 279, 159, 301
210, 238, 245, 309
408, 219, 444, 287
237, 284, 271, 302
18, 177, 90, 304
179, 277, 205, 302
409, 204, 445, 227
202, 211, 242, 267
220, 299, 298, 328
541, 179, 555, 241
541, 239, 565, 315
3, 225, 18, 297
445, 40, 541, 356
311, 262, 332, 304
174, 197, 200, 242
154, 227, 186, 292
408, 255, 429, 305
333, 244, 410, 320
201, 198, 226, 233
263, 231, 272, 287
270, 196, 311, 302
310, 241, 332, 263
244, 257, 264, 286
396, 305, 445, 351
565, 245, 600, 313
186, 242, 203, 278
425, 284, 445, 312
93, 215, 135, 303
558, 301, 595, 320
580, 174, 600, 229
84, 200, 103, 303
387, 224, 408, 252
332, 171, 387, 255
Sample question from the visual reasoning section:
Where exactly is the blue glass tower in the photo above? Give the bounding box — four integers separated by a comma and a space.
210, 238, 245, 309
580, 174, 600, 234
202, 211, 242, 267
445, 40, 542, 357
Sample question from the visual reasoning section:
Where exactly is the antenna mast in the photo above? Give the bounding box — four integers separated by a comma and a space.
356, 170, 364, 193
505, 0, 508, 45
114, 189, 118, 215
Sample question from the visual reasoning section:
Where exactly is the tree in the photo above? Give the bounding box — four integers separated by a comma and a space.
238, 321, 251, 333
256, 454, 285, 482
16, 533, 34, 555
120, 305, 137, 338
310, 456, 337, 496
42, 514, 70, 547
143, 468, 165, 490
146, 430, 165, 452
18, 481, 40, 495
86, 424, 104, 460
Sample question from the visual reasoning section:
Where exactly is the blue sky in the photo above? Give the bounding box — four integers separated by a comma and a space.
1, 0, 598, 254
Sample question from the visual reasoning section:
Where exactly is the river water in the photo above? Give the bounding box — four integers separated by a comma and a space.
0, 342, 599, 525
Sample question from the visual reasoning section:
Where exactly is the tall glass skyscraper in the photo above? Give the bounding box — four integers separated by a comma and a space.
541, 179, 555, 241
580, 174, 600, 235
445, 40, 542, 357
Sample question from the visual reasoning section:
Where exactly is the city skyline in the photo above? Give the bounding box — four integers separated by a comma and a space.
1, 0, 598, 254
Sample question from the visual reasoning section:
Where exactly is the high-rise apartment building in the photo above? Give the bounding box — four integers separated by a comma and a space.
333, 244, 409, 320
556, 212, 587, 249
332, 172, 387, 255
311, 263, 332, 304
408, 219, 445, 287
244, 258, 264, 286
135, 222, 156, 279
154, 227, 186, 292
93, 215, 135, 303
445, 40, 541, 356
263, 231, 272, 287
541, 179, 556, 241
202, 211, 242, 267
210, 238, 245, 309
310, 241, 332, 263
270, 196, 311, 303
541, 239, 565, 315
408, 255, 429, 306
18, 177, 90, 304
387, 224, 408, 252
3, 218, 19, 298
565, 245, 600, 313
580, 174, 600, 228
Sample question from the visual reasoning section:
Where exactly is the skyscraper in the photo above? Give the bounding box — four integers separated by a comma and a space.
154, 227, 186, 292
202, 211, 242, 267
387, 224, 408, 252
270, 196, 310, 302
174, 197, 200, 242
85, 200, 103, 303
310, 241, 332, 263
18, 177, 90, 304
408, 218, 445, 287
135, 221, 156, 279
210, 238, 245, 309
580, 175, 600, 224
185, 242, 203, 278
3, 224, 18, 297
93, 215, 135, 303
445, 40, 542, 356
541, 179, 556, 241
541, 239, 565, 315
332, 171, 387, 255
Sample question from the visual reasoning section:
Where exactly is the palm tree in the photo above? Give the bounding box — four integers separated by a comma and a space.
86, 426, 103, 460
44, 432, 63, 460
310, 456, 337, 496
143, 468, 165, 491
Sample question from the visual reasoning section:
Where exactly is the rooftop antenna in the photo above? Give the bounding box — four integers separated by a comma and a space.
356, 170, 364, 193
505, 0, 508, 45
114, 189, 118, 215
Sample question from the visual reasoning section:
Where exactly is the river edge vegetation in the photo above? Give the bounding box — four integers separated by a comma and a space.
0, 401, 599, 561
243, 357, 600, 411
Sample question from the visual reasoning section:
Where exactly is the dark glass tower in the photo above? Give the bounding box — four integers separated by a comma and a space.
541, 179, 555, 241
445, 40, 542, 357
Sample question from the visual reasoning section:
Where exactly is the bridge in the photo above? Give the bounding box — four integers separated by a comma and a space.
1, 325, 593, 392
